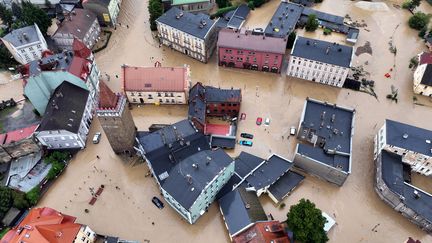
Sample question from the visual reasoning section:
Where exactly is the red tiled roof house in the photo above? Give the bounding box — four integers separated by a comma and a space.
122, 64, 191, 105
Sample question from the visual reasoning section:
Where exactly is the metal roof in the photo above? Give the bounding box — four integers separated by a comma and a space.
2, 24, 43, 47
267, 171, 304, 202
264, 1, 303, 38
292, 36, 353, 68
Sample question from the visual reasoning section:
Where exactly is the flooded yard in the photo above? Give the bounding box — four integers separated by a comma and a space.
29, 0, 432, 242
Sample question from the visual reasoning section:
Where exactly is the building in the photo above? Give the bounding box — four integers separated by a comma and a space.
34, 81, 93, 150
168, 0, 215, 13
82, 0, 122, 26
425, 35, 432, 51
0, 124, 40, 163
215, 4, 250, 30
97, 81, 136, 154
0, 207, 97, 243
188, 82, 241, 149
413, 52, 432, 97
264, 1, 303, 38
217, 28, 287, 73
374, 120, 432, 233
20, 39, 100, 115
122, 64, 190, 105
232, 221, 291, 243
219, 187, 268, 239
137, 120, 235, 224
1, 24, 48, 64
294, 98, 355, 186
287, 36, 353, 88
156, 7, 218, 63
52, 9, 101, 50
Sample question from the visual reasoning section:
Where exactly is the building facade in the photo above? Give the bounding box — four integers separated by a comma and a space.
122, 64, 190, 105
97, 81, 136, 154
287, 36, 353, 88
35, 82, 93, 150
217, 29, 287, 73
52, 9, 101, 51
82, 0, 122, 26
156, 7, 218, 63
1, 24, 48, 64
170, 0, 214, 13
413, 63, 432, 97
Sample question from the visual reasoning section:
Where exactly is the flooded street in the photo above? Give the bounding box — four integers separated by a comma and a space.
28, 0, 432, 242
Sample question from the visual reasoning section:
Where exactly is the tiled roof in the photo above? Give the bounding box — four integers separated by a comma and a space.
98, 81, 118, 109
72, 38, 92, 59
419, 52, 432, 65
1, 125, 38, 144
122, 65, 188, 92
53, 9, 97, 40
68, 56, 90, 80
233, 221, 291, 243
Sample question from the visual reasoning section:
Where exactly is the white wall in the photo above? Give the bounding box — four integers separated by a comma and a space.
413, 64, 432, 97
126, 91, 186, 104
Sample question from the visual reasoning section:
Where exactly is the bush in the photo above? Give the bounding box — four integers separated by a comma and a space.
252, 0, 265, 8
148, 0, 163, 31
408, 12, 430, 30
323, 28, 332, 35
305, 14, 319, 32
216, 0, 231, 8
45, 151, 69, 164
0, 186, 12, 218
248, 1, 255, 9
46, 160, 65, 181
26, 186, 41, 206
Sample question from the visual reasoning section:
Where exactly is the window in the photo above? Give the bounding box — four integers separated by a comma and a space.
172, 99, 175, 103
130, 93, 135, 96
132, 98, 137, 102
158, 93, 161, 97
148, 94, 153, 99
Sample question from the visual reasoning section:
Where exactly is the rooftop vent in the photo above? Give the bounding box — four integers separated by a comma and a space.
186, 174, 192, 184
426, 140, 431, 144
192, 163, 198, 169
331, 114, 336, 123
414, 190, 420, 199
403, 133, 409, 139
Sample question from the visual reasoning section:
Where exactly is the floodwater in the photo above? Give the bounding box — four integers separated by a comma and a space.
31, 0, 432, 242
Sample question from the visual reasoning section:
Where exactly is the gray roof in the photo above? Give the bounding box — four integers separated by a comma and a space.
210, 136, 236, 149
268, 171, 304, 202
28, 51, 74, 76
301, 7, 344, 25
156, 7, 216, 39
218, 187, 267, 236
226, 4, 250, 29
36, 81, 89, 133
385, 119, 432, 156
292, 36, 353, 68
297, 98, 355, 172
264, 1, 303, 38
380, 151, 432, 223
2, 24, 43, 47
53, 9, 97, 40
205, 86, 241, 103
421, 64, 432, 86
162, 148, 233, 209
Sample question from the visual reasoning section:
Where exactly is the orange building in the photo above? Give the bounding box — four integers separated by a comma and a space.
232, 221, 290, 243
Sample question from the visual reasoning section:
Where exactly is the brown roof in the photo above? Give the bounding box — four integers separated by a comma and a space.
98, 81, 118, 109
53, 9, 97, 40
73, 38, 92, 59
419, 52, 432, 65
232, 221, 290, 243
122, 65, 189, 92
218, 28, 287, 54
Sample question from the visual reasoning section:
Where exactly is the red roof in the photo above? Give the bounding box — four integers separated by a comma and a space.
72, 38, 91, 59
68, 56, 90, 81
233, 221, 290, 243
122, 65, 189, 92
419, 52, 432, 65
98, 81, 119, 109
0, 207, 82, 243
0, 124, 38, 144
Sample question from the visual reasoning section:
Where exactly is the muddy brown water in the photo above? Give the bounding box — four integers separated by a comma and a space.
0, 0, 430, 242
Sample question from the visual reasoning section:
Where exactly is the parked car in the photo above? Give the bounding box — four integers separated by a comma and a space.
240, 113, 246, 120
239, 140, 253, 147
93, 132, 102, 144
256, 117, 262, 125
290, 126, 297, 136
152, 196, 164, 209
264, 118, 271, 126
241, 133, 254, 139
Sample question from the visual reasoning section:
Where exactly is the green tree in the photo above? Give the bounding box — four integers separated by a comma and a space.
0, 45, 18, 70
11, 2, 22, 19
286, 199, 328, 243
314, 0, 323, 3
46, 160, 65, 180
0, 186, 12, 219
12, 191, 29, 209
305, 14, 319, 32
216, 0, 231, 8
20, 1, 51, 34
0, 4, 14, 28
408, 12, 430, 30
148, 0, 163, 31
402, 0, 421, 11
252, 0, 265, 8
26, 186, 41, 206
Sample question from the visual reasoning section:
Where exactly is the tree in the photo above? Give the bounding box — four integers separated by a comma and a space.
11, 2, 22, 19
402, 0, 421, 11
46, 160, 65, 180
314, 0, 323, 3
0, 186, 12, 219
0, 4, 14, 28
287, 31, 296, 49
0, 45, 18, 70
252, 0, 265, 8
12, 191, 29, 209
286, 199, 328, 243
408, 12, 430, 30
216, 0, 231, 8
305, 14, 319, 32
26, 186, 41, 206
148, 0, 163, 31
20, 1, 51, 34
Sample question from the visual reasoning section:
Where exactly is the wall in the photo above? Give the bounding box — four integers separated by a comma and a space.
125, 91, 187, 104
53, 18, 101, 51
218, 47, 283, 73
74, 225, 97, 243
206, 102, 240, 117
287, 56, 349, 87
173, 1, 213, 13
413, 64, 432, 97
108, 0, 121, 25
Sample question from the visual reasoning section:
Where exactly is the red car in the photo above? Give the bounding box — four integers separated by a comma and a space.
256, 117, 262, 125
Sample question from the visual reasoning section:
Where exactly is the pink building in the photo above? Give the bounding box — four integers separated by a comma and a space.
217, 29, 287, 73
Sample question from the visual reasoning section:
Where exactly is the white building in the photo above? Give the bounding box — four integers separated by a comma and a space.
74, 225, 97, 243
1, 24, 48, 64
34, 81, 93, 150
287, 36, 353, 88
156, 7, 218, 63
374, 119, 432, 176
413, 63, 432, 97
122, 64, 190, 105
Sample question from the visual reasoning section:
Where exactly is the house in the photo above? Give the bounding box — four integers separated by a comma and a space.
82, 0, 122, 26
188, 82, 241, 149
156, 7, 218, 63
413, 52, 432, 97
374, 120, 432, 234
217, 28, 287, 73
0, 207, 97, 243
137, 120, 235, 224
34, 81, 93, 150
232, 221, 291, 243
264, 1, 303, 38
97, 81, 136, 154
218, 187, 268, 239
294, 98, 355, 186
20, 39, 100, 115
0, 124, 40, 165
122, 64, 190, 105
52, 9, 101, 50
1, 24, 48, 64
287, 36, 353, 88
169, 0, 215, 13
10, 0, 61, 7
215, 4, 250, 30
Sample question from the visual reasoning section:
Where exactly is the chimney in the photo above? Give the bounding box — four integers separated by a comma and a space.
326, 46, 330, 55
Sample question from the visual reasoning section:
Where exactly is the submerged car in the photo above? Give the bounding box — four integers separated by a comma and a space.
152, 196, 164, 209
264, 118, 271, 126
240, 133, 254, 139
290, 126, 297, 136
239, 140, 253, 147
93, 132, 102, 144
256, 117, 262, 125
